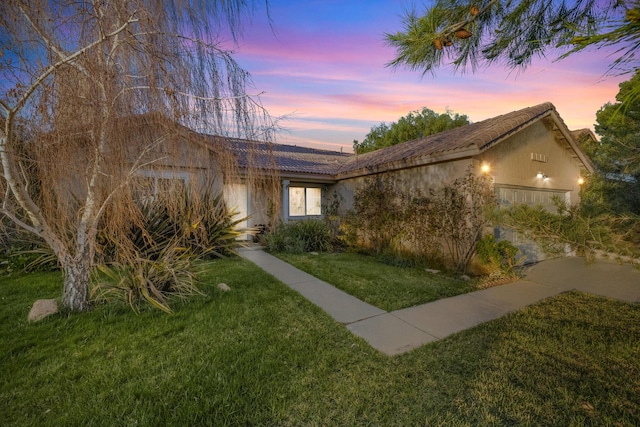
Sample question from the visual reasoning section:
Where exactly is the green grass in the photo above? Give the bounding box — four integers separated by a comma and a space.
274, 251, 478, 311
2, 259, 640, 426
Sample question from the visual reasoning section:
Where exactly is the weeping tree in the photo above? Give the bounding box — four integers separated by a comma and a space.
0, 0, 274, 311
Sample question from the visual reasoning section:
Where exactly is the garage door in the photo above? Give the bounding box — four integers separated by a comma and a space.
498, 187, 569, 211
495, 186, 570, 263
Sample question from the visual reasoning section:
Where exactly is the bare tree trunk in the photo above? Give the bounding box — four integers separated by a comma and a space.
61, 250, 92, 312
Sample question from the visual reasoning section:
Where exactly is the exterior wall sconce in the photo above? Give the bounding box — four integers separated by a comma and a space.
481, 163, 490, 174
536, 172, 549, 181
578, 177, 585, 185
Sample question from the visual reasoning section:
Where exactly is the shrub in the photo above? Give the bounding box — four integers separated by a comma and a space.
261, 224, 304, 253
322, 191, 345, 247
345, 167, 495, 273
91, 242, 203, 313
476, 234, 521, 277
0, 223, 58, 274
262, 220, 333, 253
99, 184, 246, 261
143, 185, 246, 259
348, 176, 405, 254
430, 171, 496, 272
93, 185, 246, 312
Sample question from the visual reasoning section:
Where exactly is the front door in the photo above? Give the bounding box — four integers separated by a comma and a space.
224, 183, 250, 241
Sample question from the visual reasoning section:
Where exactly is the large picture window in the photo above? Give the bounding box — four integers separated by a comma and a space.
289, 187, 321, 217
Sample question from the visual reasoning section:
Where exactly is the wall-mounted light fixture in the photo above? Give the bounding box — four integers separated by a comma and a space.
536, 172, 548, 181
481, 163, 490, 174
578, 177, 585, 185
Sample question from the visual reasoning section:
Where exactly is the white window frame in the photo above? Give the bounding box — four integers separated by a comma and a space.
288, 186, 322, 218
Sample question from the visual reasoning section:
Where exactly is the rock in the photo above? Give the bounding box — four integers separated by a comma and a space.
217, 283, 231, 292
425, 269, 440, 274
309, 252, 319, 256
460, 274, 471, 281
28, 299, 58, 322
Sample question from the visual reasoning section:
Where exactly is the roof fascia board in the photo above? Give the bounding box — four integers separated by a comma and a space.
280, 173, 338, 183
548, 111, 596, 173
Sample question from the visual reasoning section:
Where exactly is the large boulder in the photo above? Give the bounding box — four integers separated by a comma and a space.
28, 299, 58, 322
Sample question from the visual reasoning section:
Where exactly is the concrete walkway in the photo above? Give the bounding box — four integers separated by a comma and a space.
238, 248, 640, 356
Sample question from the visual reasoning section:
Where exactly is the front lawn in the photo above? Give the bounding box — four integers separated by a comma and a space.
274, 251, 478, 311
2, 259, 639, 426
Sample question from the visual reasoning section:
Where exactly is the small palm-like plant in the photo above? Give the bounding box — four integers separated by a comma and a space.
93, 184, 249, 312
92, 242, 202, 313
168, 185, 247, 258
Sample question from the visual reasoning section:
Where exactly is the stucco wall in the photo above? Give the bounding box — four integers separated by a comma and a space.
326, 118, 588, 264
477, 119, 584, 204
329, 158, 474, 214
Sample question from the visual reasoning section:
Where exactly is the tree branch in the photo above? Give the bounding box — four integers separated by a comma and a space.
0, 99, 9, 115
91, 136, 169, 232
445, 0, 499, 34
12, 3, 138, 114
0, 206, 40, 236
113, 86, 265, 103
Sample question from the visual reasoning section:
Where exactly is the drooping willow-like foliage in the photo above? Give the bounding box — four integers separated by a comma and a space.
0, 0, 278, 311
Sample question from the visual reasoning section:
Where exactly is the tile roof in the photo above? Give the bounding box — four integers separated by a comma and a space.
337, 102, 555, 177
210, 138, 353, 175
571, 128, 597, 142
202, 102, 590, 178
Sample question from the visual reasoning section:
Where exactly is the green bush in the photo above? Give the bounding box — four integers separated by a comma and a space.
262, 220, 333, 253
0, 224, 58, 274
99, 185, 246, 261
92, 243, 203, 313
476, 234, 521, 276
347, 176, 405, 254
345, 168, 495, 273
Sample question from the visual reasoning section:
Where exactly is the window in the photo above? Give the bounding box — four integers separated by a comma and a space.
289, 187, 321, 217
133, 170, 189, 201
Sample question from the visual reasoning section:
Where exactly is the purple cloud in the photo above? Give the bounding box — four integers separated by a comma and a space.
235, 1, 626, 151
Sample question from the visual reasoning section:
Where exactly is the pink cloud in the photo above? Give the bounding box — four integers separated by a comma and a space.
234, 4, 627, 152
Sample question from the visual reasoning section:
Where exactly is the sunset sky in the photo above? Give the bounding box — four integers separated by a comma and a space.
232, 0, 627, 152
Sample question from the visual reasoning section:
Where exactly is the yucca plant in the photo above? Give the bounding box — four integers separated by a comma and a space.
168, 185, 248, 258
93, 204, 204, 313
93, 183, 249, 312
91, 241, 203, 313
